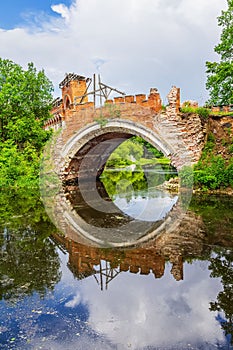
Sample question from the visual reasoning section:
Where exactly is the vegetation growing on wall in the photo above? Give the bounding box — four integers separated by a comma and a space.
180, 105, 210, 119
193, 131, 233, 191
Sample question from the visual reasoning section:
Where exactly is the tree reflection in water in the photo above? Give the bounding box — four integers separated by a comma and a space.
209, 249, 233, 345
190, 195, 233, 345
100, 163, 177, 201
0, 189, 61, 303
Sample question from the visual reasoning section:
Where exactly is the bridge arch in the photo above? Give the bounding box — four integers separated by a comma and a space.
62, 119, 173, 158
61, 119, 175, 182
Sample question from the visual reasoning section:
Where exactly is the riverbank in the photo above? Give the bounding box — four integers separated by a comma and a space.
158, 176, 233, 195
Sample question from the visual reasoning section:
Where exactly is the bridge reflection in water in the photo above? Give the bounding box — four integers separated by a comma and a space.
42, 160, 195, 249
51, 195, 215, 290
45, 161, 207, 288
50, 172, 233, 294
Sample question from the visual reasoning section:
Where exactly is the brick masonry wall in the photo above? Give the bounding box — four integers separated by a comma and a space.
46, 85, 208, 174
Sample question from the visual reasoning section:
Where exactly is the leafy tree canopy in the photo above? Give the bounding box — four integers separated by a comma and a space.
0, 58, 54, 187
0, 58, 53, 151
206, 0, 233, 105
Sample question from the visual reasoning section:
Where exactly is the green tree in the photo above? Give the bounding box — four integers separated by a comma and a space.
0, 58, 53, 187
131, 136, 164, 158
206, 0, 233, 105
0, 58, 53, 150
106, 139, 144, 168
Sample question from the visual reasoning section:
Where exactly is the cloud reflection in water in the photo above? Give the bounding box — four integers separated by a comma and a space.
65, 260, 224, 349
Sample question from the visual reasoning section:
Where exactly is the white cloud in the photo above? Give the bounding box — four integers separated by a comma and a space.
51, 3, 70, 22
0, 0, 226, 103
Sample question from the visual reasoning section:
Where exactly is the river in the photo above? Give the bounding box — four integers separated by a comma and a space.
0, 165, 233, 349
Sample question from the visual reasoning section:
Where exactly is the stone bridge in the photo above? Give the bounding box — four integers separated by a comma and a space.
41, 74, 209, 248
44, 74, 206, 183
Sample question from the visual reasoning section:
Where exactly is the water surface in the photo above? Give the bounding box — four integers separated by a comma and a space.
0, 184, 233, 349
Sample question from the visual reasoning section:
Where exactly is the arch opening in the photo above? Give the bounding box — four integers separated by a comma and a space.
62, 121, 176, 185
64, 94, 71, 110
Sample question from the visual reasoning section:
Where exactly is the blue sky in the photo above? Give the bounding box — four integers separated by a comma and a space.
0, 0, 72, 29
0, 0, 226, 103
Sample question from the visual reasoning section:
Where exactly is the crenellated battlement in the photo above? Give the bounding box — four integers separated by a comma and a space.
45, 74, 165, 130
46, 73, 232, 131
105, 87, 162, 112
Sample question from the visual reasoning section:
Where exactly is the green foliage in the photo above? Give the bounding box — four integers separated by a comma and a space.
180, 106, 194, 114
196, 107, 210, 119
180, 106, 210, 119
0, 141, 41, 188
131, 136, 164, 158
105, 103, 121, 118
226, 160, 233, 187
221, 138, 228, 146
228, 144, 233, 154
206, 61, 233, 105
101, 163, 176, 200
210, 111, 233, 117
193, 130, 233, 190
94, 115, 108, 127
194, 155, 233, 190
105, 137, 170, 169
206, 0, 233, 105
0, 58, 54, 187
189, 194, 233, 235
101, 168, 147, 200
0, 58, 53, 148
201, 132, 216, 157
189, 194, 233, 342
106, 139, 144, 168
94, 105, 121, 127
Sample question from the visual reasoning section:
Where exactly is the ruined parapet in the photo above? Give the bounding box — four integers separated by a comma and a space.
211, 105, 233, 113
147, 88, 162, 112
166, 86, 180, 118
106, 88, 162, 112
182, 100, 199, 108
125, 95, 135, 103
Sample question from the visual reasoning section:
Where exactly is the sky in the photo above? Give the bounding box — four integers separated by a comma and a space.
0, 0, 227, 104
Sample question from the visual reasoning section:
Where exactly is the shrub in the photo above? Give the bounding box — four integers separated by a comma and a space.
196, 107, 210, 119
194, 155, 230, 190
